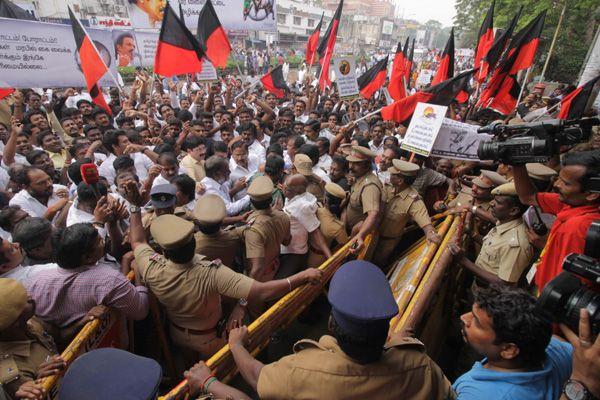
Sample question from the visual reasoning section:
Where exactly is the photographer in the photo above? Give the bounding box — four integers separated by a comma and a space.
513, 150, 600, 291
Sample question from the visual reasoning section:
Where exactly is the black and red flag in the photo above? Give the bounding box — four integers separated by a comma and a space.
0, 89, 14, 101
260, 65, 290, 99
558, 75, 600, 120
431, 27, 455, 86
197, 0, 231, 68
474, 1, 495, 73
480, 7, 521, 80
488, 74, 521, 115
155, 2, 205, 77
389, 38, 408, 101
68, 6, 112, 115
405, 38, 415, 83
317, 0, 343, 91
358, 56, 388, 99
506, 10, 546, 74
382, 69, 475, 123
306, 12, 324, 66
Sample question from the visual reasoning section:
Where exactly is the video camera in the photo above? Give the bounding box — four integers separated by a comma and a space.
536, 221, 600, 335
476, 117, 600, 164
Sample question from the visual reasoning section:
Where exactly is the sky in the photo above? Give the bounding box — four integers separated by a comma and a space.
394, 0, 457, 27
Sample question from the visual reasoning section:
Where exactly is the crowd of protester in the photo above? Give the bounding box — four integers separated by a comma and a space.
0, 57, 599, 400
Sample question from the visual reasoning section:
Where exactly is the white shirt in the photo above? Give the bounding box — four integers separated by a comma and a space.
229, 155, 260, 201
281, 192, 320, 255
319, 129, 335, 141
295, 114, 309, 123
151, 173, 174, 188
313, 165, 331, 183
98, 152, 154, 185
1, 263, 58, 285
368, 140, 385, 156
66, 199, 108, 238
9, 185, 68, 219
200, 176, 250, 216
248, 140, 266, 162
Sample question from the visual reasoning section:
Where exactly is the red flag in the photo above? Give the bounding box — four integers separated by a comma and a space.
0, 89, 14, 100
197, 0, 231, 68
432, 28, 455, 86
405, 38, 415, 83
317, 0, 343, 91
155, 2, 205, 77
389, 38, 408, 101
558, 75, 600, 120
383, 69, 475, 123
260, 66, 290, 99
68, 6, 111, 115
474, 1, 495, 72
480, 7, 521, 80
506, 11, 545, 74
306, 13, 324, 66
488, 74, 521, 115
358, 56, 388, 99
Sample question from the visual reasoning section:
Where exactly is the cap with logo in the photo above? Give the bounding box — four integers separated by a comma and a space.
150, 184, 177, 208
491, 182, 518, 196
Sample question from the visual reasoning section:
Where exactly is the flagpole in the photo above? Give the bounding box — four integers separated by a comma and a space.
515, 67, 531, 106
343, 107, 382, 127
234, 80, 260, 100
531, 102, 561, 121
540, 0, 567, 83
317, 45, 331, 94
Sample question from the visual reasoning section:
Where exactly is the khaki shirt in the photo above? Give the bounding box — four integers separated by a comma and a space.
194, 227, 244, 270
346, 171, 383, 228
180, 154, 206, 182
133, 244, 254, 330
0, 318, 57, 398
257, 335, 454, 400
379, 186, 431, 239
475, 218, 533, 283
243, 209, 290, 269
316, 206, 348, 246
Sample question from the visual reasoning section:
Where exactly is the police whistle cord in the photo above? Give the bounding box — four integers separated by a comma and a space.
159, 235, 373, 400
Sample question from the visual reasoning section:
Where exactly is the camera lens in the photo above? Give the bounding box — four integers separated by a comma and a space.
564, 287, 600, 335
477, 141, 499, 161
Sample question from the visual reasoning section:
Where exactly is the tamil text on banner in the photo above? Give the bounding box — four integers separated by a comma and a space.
197, 59, 219, 81
0, 17, 116, 88
333, 56, 359, 100
431, 118, 493, 161
127, 0, 276, 32
400, 102, 447, 157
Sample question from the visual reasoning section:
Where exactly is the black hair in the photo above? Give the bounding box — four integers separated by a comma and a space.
270, 132, 288, 146
83, 124, 101, 135
399, 174, 417, 185
264, 155, 285, 177
473, 285, 552, 369
77, 181, 108, 204
251, 197, 272, 210
231, 140, 248, 152
76, 99, 92, 108
67, 159, 93, 185
157, 152, 177, 166
25, 149, 47, 166
326, 193, 343, 218
59, 116, 75, 124
212, 141, 228, 154
92, 108, 109, 118
112, 155, 134, 172
171, 174, 195, 200
266, 143, 283, 157
115, 31, 134, 48
384, 144, 402, 159
154, 142, 175, 154
158, 104, 173, 116
177, 109, 193, 122
305, 119, 321, 133
166, 117, 182, 127
183, 135, 206, 152
35, 130, 56, 147
22, 109, 46, 124
238, 107, 254, 117
289, 135, 305, 149
198, 224, 221, 235
0, 205, 23, 232
316, 137, 330, 153
163, 237, 196, 264
332, 155, 349, 172
54, 223, 100, 269
330, 315, 388, 364
102, 129, 127, 153
12, 217, 52, 252
239, 122, 257, 138
352, 135, 369, 148
298, 143, 319, 166
562, 150, 600, 195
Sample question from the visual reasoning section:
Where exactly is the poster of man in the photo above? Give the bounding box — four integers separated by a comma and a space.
115, 32, 137, 67
127, 0, 165, 29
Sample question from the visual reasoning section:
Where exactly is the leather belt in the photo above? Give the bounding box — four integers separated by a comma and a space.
170, 321, 217, 336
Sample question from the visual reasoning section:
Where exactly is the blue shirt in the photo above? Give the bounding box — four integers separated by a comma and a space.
453, 337, 572, 400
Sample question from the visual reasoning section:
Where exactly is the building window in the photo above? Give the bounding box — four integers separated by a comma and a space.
277, 14, 286, 24
307, 18, 314, 27
293, 16, 301, 25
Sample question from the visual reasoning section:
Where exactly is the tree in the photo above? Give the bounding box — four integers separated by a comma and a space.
454, 0, 600, 83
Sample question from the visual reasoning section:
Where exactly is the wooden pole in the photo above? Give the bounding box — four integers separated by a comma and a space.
516, 67, 531, 106
540, 0, 567, 83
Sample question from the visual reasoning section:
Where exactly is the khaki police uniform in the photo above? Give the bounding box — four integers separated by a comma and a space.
256, 335, 454, 400
373, 160, 432, 267
244, 176, 291, 282
0, 279, 58, 399
308, 183, 349, 268
346, 146, 384, 229
294, 154, 324, 202
134, 215, 255, 360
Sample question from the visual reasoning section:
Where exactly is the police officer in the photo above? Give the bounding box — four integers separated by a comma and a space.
294, 153, 325, 201
141, 183, 193, 231
58, 348, 162, 400
307, 182, 349, 268
345, 146, 383, 252
194, 194, 244, 271
373, 160, 440, 268
243, 176, 291, 282
450, 182, 534, 286
227, 260, 454, 399
124, 180, 320, 362
0, 278, 64, 399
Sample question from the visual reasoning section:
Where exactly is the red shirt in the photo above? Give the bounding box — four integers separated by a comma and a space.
535, 192, 600, 290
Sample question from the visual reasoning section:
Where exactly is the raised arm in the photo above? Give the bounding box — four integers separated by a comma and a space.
513, 164, 539, 206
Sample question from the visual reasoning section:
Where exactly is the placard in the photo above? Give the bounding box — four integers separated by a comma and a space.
0, 18, 117, 88
197, 59, 219, 82
431, 118, 493, 161
333, 56, 359, 100
400, 102, 447, 157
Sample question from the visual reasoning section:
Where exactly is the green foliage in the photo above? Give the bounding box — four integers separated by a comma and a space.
454, 0, 600, 83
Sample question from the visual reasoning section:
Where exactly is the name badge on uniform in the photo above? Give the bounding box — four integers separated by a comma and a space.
0, 354, 19, 384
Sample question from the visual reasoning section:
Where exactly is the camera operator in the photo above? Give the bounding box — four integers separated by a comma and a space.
513, 150, 600, 291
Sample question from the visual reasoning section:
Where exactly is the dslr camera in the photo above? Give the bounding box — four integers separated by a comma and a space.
477, 117, 600, 164
536, 221, 600, 335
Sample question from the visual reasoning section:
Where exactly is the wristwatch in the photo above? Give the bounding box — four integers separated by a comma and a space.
238, 298, 248, 308
128, 205, 141, 214
563, 379, 595, 400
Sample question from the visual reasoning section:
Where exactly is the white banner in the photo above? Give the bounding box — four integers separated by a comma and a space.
0, 17, 117, 88
431, 118, 493, 161
333, 57, 359, 100
127, 0, 276, 32
401, 102, 447, 157
197, 59, 219, 81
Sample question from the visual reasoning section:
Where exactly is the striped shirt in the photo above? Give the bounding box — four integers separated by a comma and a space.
26, 262, 149, 328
